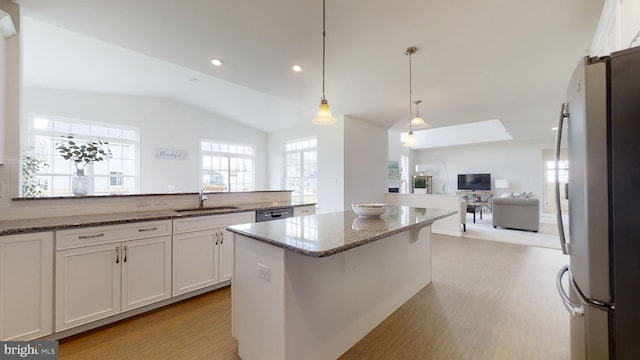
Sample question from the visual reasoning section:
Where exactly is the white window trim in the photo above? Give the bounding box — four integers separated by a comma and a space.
25, 113, 140, 196
283, 136, 318, 203
199, 138, 256, 192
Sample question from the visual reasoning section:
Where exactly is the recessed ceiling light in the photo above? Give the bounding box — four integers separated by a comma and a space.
292, 64, 303, 72
211, 58, 223, 66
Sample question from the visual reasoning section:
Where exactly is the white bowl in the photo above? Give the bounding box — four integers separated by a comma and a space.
352, 203, 387, 218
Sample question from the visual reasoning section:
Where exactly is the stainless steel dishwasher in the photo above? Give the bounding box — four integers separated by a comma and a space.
255, 207, 294, 222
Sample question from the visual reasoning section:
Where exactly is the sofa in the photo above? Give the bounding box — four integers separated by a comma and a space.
492, 197, 539, 232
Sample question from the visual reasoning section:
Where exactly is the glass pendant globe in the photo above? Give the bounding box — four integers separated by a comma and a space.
312, 100, 337, 125
403, 131, 417, 147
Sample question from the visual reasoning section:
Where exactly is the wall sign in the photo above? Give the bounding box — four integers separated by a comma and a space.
155, 148, 187, 160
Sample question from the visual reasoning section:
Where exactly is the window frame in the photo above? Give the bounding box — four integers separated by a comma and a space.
199, 139, 255, 193
283, 137, 318, 204
24, 113, 140, 197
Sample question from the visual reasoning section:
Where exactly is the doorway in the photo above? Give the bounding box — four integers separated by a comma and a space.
400, 155, 409, 194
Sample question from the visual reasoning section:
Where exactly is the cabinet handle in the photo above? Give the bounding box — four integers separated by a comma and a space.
138, 227, 158, 232
123, 245, 128, 262
220, 230, 224, 244
215, 231, 219, 245
115, 246, 120, 264
79, 233, 104, 239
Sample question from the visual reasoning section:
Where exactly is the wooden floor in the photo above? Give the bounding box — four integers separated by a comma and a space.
59, 235, 570, 360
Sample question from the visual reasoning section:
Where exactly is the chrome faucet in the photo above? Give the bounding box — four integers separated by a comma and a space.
199, 188, 208, 209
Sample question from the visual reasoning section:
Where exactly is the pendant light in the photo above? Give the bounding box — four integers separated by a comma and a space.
312, 0, 336, 125
411, 100, 430, 129
403, 129, 417, 147
403, 47, 418, 147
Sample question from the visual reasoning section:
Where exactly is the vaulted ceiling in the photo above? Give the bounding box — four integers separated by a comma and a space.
15, 0, 604, 144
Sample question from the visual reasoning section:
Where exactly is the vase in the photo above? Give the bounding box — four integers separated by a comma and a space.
72, 169, 88, 196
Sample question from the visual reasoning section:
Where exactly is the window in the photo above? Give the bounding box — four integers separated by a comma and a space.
25, 114, 139, 196
284, 137, 317, 203
201, 140, 254, 192
546, 160, 569, 183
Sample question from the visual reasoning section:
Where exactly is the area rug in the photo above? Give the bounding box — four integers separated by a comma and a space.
461, 212, 563, 250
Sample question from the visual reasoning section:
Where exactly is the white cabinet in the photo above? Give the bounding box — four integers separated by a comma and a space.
172, 229, 219, 295
219, 227, 235, 282
173, 212, 254, 296
55, 220, 172, 332
294, 205, 316, 217
591, 0, 640, 55
0, 232, 53, 340
55, 243, 120, 330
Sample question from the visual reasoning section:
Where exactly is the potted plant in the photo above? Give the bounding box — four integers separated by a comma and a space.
22, 151, 49, 197
56, 135, 112, 196
414, 176, 427, 194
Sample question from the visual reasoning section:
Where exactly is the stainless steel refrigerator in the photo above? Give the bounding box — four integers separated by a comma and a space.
555, 46, 640, 359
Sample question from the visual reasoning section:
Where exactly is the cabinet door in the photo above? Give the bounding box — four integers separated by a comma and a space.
0, 232, 53, 340
121, 236, 172, 312
55, 243, 121, 332
172, 229, 219, 296
219, 228, 234, 282
294, 205, 316, 217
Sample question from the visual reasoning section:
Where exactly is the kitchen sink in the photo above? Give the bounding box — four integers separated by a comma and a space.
175, 206, 240, 213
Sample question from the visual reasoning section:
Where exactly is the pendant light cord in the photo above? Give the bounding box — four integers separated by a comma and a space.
408, 50, 413, 132
322, 0, 327, 101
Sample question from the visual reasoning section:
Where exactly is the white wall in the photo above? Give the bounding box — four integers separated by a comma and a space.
267, 116, 345, 214
22, 87, 269, 193
1, 0, 20, 164
414, 139, 555, 199
387, 127, 414, 193
343, 116, 387, 208
267, 115, 387, 214
0, 34, 5, 164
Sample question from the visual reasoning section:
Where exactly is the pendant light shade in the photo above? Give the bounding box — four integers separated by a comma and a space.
403, 131, 417, 147
312, 99, 336, 125
312, 0, 336, 125
410, 100, 430, 129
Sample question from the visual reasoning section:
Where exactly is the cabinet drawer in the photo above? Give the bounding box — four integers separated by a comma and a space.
173, 212, 254, 234
56, 220, 172, 250
294, 205, 316, 217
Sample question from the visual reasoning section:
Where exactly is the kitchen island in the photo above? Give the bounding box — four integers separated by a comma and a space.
227, 205, 455, 360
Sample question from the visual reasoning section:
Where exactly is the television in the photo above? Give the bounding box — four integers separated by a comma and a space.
457, 173, 491, 191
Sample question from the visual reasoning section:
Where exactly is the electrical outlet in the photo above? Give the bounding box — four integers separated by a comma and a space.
137, 199, 152, 207
154, 198, 168, 206
257, 263, 270, 281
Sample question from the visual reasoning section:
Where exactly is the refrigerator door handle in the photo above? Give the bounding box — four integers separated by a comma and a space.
556, 265, 584, 317
554, 102, 570, 255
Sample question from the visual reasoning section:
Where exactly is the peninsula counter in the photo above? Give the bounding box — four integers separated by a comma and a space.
227, 206, 455, 360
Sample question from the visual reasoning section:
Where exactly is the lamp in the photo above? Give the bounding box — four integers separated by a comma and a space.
495, 179, 510, 196
312, 0, 336, 125
402, 47, 423, 147
403, 131, 416, 147
410, 100, 430, 129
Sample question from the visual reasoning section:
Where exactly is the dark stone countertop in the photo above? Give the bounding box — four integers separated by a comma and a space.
228, 205, 456, 258
0, 201, 314, 236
